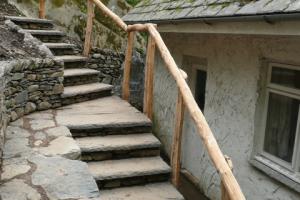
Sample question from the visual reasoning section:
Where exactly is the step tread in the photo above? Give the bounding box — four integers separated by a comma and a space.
44, 43, 76, 49
76, 133, 160, 152
101, 182, 184, 200
24, 29, 65, 36
55, 55, 88, 62
56, 96, 152, 130
64, 68, 99, 78
88, 157, 171, 181
62, 83, 112, 98
5, 16, 53, 24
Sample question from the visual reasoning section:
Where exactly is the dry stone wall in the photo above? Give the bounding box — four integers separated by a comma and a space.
88, 48, 145, 110
0, 58, 64, 166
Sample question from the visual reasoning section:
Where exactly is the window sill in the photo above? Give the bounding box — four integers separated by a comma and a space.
250, 155, 300, 193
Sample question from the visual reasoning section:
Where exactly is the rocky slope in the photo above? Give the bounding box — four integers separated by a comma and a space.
8, 0, 145, 51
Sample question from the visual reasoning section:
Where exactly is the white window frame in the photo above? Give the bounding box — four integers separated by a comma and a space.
252, 62, 300, 192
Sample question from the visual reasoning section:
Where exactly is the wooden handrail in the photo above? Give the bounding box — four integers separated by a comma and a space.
91, 0, 127, 31
147, 24, 245, 200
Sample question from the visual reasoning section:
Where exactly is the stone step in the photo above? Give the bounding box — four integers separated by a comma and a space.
56, 96, 152, 136
24, 29, 65, 42
88, 157, 171, 189
45, 43, 76, 49
100, 182, 185, 200
5, 16, 54, 29
45, 43, 77, 55
62, 82, 112, 98
77, 133, 161, 161
64, 68, 99, 78
55, 55, 88, 68
63, 68, 100, 87
61, 83, 112, 105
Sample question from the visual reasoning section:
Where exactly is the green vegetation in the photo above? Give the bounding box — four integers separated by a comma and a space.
125, 0, 142, 7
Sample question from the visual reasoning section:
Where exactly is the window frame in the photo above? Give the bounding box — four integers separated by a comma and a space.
253, 62, 300, 191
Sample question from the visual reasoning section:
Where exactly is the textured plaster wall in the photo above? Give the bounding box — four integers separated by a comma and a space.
153, 32, 300, 200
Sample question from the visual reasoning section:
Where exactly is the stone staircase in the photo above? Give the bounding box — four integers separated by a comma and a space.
6, 16, 184, 199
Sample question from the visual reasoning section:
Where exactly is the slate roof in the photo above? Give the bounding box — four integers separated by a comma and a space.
123, 0, 300, 23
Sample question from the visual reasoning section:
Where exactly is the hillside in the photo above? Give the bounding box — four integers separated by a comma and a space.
8, 0, 145, 51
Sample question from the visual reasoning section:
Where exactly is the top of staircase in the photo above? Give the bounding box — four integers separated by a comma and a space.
5, 16, 54, 24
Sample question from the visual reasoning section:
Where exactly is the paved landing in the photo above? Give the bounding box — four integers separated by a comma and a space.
56, 96, 151, 130
0, 110, 100, 200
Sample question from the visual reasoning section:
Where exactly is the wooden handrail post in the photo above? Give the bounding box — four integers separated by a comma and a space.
171, 90, 185, 187
143, 35, 156, 119
171, 70, 187, 187
83, 0, 95, 56
222, 156, 233, 200
122, 31, 135, 101
39, 0, 46, 19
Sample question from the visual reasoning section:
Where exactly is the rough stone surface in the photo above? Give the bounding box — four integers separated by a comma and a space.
1, 110, 100, 200
39, 136, 81, 159
88, 156, 171, 180
101, 182, 184, 200
88, 48, 144, 110
0, 179, 41, 200
1, 161, 31, 180
1, 59, 64, 123
30, 155, 100, 199
56, 96, 151, 130
45, 126, 72, 139
30, 119, 55, 130
77, 133, 160, 152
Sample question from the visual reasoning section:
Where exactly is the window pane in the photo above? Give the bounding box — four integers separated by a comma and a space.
271, 67, 300, 90
264, 93, 299, 163
195, 70, 207, 111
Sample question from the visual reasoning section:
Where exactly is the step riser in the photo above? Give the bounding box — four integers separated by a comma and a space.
11, 22, 54, 30
81, 148, 160, 161
50, 48, 78, 56
63, 74, 100, 87
33, 35, 64, 43
96, 173, 170, 189
71, 126, 152, 137
62, 90, 112, 106
64, 61, 87, 69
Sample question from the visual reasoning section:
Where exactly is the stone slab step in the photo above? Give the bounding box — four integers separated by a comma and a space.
56, 96, 152, 134
88, 156, 171, 181
64, 68, 99, 78
5, 16, 53, 24
44, 43, 76, 49
24, 29, 65, 36
100, 182, 184, 200
76, 133, 160, 153
55, 55, 88, 63
62, 83, 112, 99
77, 133, 161, 161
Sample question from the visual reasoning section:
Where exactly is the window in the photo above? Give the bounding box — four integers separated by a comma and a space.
252, 62, 300, 192
195, 69, 207, 111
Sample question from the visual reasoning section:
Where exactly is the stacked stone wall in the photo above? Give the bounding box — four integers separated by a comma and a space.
88, 48, 145, 110
0, 58, 64, 166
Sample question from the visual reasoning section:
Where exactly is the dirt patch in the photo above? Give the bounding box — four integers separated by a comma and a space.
0, 0, 42, 61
